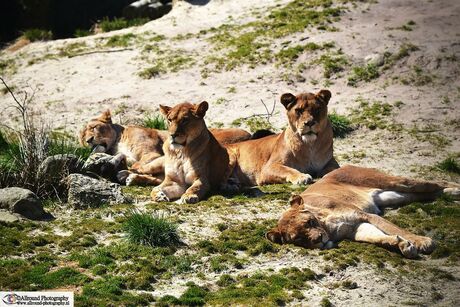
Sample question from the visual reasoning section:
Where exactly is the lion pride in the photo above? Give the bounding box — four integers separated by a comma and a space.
79, 110, 252, 185
226, 89, 339, 187
266, 165, 460, 258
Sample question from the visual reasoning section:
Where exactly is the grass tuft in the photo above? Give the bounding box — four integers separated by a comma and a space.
348, 63, 379, 86
123, 211, 181, 247
23, 29, 53, 42
436, 156, 460, 174
328, 113, 354, 138
99, 17, 150, 32
142, 113, 168, 130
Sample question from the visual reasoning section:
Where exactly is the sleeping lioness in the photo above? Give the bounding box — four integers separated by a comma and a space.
226, 89, 339, 187
266, 165, 460, 258
79, 110, 252, 185
150, 101, 230, 204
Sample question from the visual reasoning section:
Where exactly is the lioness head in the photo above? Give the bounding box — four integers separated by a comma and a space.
280, 89, 331, 142
79, 110, 118, 153
266, 195, 330, 249
160, 101, 209, 149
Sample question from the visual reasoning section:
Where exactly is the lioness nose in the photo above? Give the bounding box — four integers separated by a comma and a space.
170, 133, 178, 138
305, 120, 316, 127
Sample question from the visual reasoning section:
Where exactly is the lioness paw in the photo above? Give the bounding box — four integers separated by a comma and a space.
288, 173, 313, 185
397, 236, 418, 259
414, 237, 435, 254
179, 194, 199, 204
151, 189, 170, 202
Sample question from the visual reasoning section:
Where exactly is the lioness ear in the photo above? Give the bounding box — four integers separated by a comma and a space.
266, 228, 283, 244
97, 110, 112, 124
316, 89, 331, 105
159, 105, 171, 116
289, 194, 304, 207
194, 101, 209, 118
280, 93, 297, 110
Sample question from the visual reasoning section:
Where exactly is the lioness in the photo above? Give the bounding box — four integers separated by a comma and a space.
150, 101, 229, 204
266, 165, 460, 258
80, 110, 252, 185
226, 90, 339, 187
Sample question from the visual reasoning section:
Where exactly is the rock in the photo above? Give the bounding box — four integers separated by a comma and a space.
37, 154, 83, 184
82, 153, 127, 182
0, 187, 52, 220
67, 174, 131, 209
123, 0, 172, 20
365, 53, 385, 67
0, 210, 20, 223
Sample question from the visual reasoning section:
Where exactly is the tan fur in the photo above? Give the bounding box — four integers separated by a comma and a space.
226, 90, 339, 187
266, 165, 459, 258
150, 101, 230, 204
79, 110, 251, 186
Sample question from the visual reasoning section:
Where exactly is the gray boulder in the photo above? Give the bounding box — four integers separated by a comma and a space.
0, 187, 52, 220
37, 154, 83, 184
123, 0, 172, 20
67, 174, 131, 209
83, 153, 127, 182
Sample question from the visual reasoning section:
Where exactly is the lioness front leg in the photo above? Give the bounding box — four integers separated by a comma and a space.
364, 213, 435, 254
180, 179, 209, 204
151, 179, 186, 202
259, 163, 312, 185
353, 223, 418, 258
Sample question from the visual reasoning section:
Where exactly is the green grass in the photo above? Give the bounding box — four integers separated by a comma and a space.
143, 113, 168, 130
99, 17, 150, 32
436, 156, 460, 174
196, 220, 278, 257
74, 29, 92, 37
328, 112, 354, 137
159, 268, 317, 306
23, 29, 53, 41
349, 97, 396, 130
139, 52, 195, 78
275, 42, 334, 65
206, 0, 345, 70
383, 43, 419, 70
314, 52, 348, 78
105, 34, 135, 47
123, 212, 181, 247
348, 63, 379, 86
231, 117, 273, 133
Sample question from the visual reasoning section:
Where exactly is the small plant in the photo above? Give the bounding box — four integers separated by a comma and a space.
105, 34, 135, 47
328, 113, 354, 138
143, 113, 168, 130
123, 211, 181, 247
436, 156, 460, 174
315, 53, 348, 78
23, 29, 53, 42
74, 29, 92, 37
348, 63, 379, 86
349, 98, 395, 130
138, 65, 164, 79
99, 17, 150, 32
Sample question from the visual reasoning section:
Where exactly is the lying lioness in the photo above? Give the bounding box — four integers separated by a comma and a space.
79, 110, 252, 185
226, 90, 339, 187
266, 165, 460, 258
150, 101, 230, 204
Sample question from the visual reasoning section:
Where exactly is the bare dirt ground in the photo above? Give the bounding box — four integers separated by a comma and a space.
1, 0, 459, 306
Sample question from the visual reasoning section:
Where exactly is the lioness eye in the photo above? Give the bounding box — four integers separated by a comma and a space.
295, 109, 302, 116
